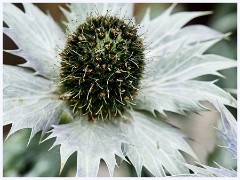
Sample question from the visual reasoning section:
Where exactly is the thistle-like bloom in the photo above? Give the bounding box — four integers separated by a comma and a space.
3, 3, 236, 177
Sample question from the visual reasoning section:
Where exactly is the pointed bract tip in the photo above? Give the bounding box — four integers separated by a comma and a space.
203, 11, 214, 15
59, 163, 65, 175
223, 32, 232, 40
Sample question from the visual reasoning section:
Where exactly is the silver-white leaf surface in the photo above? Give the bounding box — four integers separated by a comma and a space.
48, 119, 127, 177
135, 5, 236, 116
183, 163, 237, 177
3, 3, 65, 80
180, 101, 237, 177
3, 65, 63, 140
136, 38, 236, 115
213, 101, 237, 159
139, 5, 220, 61
135, 80, 236, 115
62, 3, 134, 34
121, 110, 197, 176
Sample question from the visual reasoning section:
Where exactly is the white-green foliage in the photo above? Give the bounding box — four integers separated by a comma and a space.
183, 163, 237, 177
182, 101, 237, 177
215, 102, 237, 159
3, 3, 65, 80
48, 109, 199, 177
61, 3, 134, 34
3, 65, 64, 141
47, 119, 127, 177
121, 110, 197, 176
135, 5, 236, 116
3, 3, 237, 177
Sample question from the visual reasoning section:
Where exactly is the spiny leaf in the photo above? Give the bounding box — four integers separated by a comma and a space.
62, 3, 134, 34
212, 101, 237, 159
3, 3, 65, 80
135, 80, 236, 116
135, 5, 236, 117
121, 110, 198, 176
180, 101, 237, 177
3, 65, 64, 141
47, 119, 127, 177
139, 4, 213, 52
136, 38, 236, 116
183, 162, 237, 177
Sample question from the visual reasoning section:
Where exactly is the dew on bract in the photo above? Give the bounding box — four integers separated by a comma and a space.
60, 15, 145, 121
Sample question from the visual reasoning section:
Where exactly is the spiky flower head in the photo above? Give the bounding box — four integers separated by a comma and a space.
60, 15, 144, 120
3, 3, 236, 177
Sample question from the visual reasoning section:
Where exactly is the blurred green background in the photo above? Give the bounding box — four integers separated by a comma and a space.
3, 3, 237, 177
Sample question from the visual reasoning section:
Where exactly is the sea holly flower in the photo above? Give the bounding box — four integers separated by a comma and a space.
3, 3, 237, 177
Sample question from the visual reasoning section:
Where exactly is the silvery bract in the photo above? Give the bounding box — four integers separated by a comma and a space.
182, 101, 237, 177
3, 3, 237, 177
